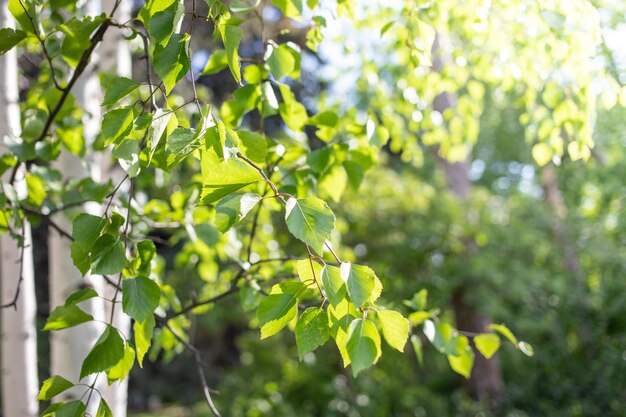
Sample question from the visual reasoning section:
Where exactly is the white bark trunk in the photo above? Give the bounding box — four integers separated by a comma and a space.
0, 1, 40, 416
48, 2, 107, 413
99, 1, 133, 415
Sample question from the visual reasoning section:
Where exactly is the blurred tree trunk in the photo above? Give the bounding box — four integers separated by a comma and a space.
99, 0, 132, 415
432, 33, 506, 411
0, 0, 39, 415
48, 2, 107, 413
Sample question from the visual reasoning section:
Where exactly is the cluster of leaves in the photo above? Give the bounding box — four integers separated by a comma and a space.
0, 0, 538, 415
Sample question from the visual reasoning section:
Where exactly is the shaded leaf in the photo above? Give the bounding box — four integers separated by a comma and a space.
80, 326, 125, 379
122, 277, 161, 322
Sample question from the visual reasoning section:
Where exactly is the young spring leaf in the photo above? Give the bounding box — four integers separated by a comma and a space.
134, 315, 155, 367
44, 305, 93, 331
90, 234, 126, 275
218, 23, 242, 84
321, 265, 345, 307
272, 0, 302, 19
101, 107, 134, 146
166, 126, 201, 167
295, 258, 323, 290
340, 262, 376, 308
202, 49, 228, 75
80, 326, 125, 379
37, 375, 74, 400
490, 323, 519, 345
64, 288, 98, 306
214, 192, 261, 233
122, 277, 161, 323
106, 343, 136, 383
237, 131, 267, 163
284, 197, 335, 255
377, 309, 410, 352
257, 282, 302, 339
153, 33, 190, 94
410, 334, 423, 367
266, 43, 296, 80
0, 28, 26, 55
474, 333, 501, 359
201, 158, 260, 204
54, 400, 86, 417
102, 76, 140, 106
295, 307, 330, 359
447, 335, 475, 379
96, 399, 113, 417
346, 318, 381, 376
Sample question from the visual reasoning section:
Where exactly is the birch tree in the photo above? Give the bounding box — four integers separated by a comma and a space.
0, 0, 39, 415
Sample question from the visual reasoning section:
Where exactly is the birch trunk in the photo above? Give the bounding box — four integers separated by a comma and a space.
0, 0, 40, 416
48, 2, 107, 412
99, 1, 133, 415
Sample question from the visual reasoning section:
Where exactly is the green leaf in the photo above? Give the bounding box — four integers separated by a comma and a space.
377, 309, 410, 352
267, 44, 296, 80
278, 84, 308, 131
59, 15, 105, 67
257, 282, 302, 339
102, 76, 140, 106
154, 33, 190, 93
8, 0, 34, 34
474, 333, 500, 359
404, 289, 428, 311
37, 376, 74, 400
148, 108, 172, 162
423, 319, 458, 355
25, 173, 47, 206
201, 158, 260, 204
321, 265, 345, 307
122, 277, 161, 322
72, 213, 106, 246
201, 49, 228, 75
134, 315, 155, 367
148, 10, 177, 46
101, 107, 134, 146
44, 305, 93, 331
490, 323, 519, 345
0, 28, 27, 54
518, 341, 534, 357
346, 318, 381, 376
285, 197, 335, 255
318, 165, 347, 203
136, 240, 156, 276
340, 262, 375, 308
107, 343, 135, 383
55, 400, 86, 417
214, 192, 261, 233
307, 110, 338, 127
295, 307, 330, 359
166, 126, 201, 167
90, 234, 126, 275
380, 20, 395, 37
272, 0, 302, 19
447, 336, 474, 379
296, 258, 323, 290
532, 142, 553, 167
410, 334, 423, 367
96, 399, 113, 417
237, 131, 267, 163
64, 288, 98, 306
218, 24, 242, 84
80, 326, 125, 379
